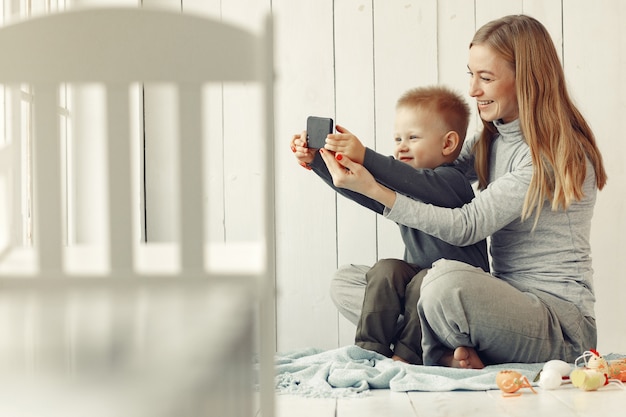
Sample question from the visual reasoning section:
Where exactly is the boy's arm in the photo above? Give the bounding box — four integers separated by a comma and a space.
309, 152, 386, 214
362, 148, 470, 207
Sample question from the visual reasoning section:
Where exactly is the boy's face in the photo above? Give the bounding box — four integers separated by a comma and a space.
393, 105, 450, 170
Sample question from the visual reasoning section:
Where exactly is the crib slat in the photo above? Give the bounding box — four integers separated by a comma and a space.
179, 86, 204, 272
33, 84, 63, 274
106, 86, 133, 273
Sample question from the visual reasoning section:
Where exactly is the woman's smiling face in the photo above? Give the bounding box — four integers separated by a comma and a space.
467, 44, 518, 123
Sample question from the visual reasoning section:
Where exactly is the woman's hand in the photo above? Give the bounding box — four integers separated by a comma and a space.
324, 125, 366, 164
290, 130, 316, 170
319, 149, 397, 208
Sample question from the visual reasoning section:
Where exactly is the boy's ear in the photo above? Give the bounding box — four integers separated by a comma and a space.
442, 131, 460, 156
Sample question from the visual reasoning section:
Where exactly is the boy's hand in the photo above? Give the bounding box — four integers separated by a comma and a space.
319, 149, 397, 208
290, 130, 316, 170
324, 125, 366, 164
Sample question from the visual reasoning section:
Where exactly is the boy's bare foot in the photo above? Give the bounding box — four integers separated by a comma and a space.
391, 354, 409, 364
439, 347, 485, 369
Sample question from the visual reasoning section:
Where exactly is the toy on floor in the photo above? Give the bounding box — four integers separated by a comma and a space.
607, 358, 626, 382
570, 349, 626, 391
570, 367, 607, 391
498, 350, 625, 395
537, 359, 571, 390
496, 370, 537, 397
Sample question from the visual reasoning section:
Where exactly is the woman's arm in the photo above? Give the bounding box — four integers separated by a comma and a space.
386, 166, 529, 246
322, 150, 531, 246
291, 128, 387, 214
325, 126, 480, 201
310, 150, 386, 214
318, 149, 396, 207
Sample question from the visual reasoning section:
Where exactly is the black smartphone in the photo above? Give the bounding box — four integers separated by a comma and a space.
306, 116, 334, 149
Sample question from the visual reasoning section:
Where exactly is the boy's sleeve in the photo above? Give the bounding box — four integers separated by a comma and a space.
362, 148, 471, 207
309, 152, 386, 214
453, 132, 479, 182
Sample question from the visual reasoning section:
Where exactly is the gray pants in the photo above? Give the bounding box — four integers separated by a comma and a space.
330, 259, 596, 365
329, 263, 370, 326
354, 259, 427, 365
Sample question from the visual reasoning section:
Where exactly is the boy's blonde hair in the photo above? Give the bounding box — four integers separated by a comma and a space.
470, 15, 607, 223
397, 86, 471, 157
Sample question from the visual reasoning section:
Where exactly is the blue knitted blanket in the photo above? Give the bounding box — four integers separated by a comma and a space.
275, 345, 545, 398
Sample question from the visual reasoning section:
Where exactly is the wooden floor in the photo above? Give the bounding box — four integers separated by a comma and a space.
269, 384, 625, 416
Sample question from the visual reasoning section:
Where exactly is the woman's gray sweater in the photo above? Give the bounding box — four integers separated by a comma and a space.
378, 119, 597, 318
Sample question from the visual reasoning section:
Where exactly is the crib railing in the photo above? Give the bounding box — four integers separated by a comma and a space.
0, 7, 275, 417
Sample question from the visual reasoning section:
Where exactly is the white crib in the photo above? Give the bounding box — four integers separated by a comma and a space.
0, 8, 275, 417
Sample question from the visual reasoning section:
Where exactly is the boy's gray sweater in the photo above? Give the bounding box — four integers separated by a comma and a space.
309, 152, 489, 273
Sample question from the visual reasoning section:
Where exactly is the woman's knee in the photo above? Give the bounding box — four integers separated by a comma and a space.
419, 260, 489, 310
329, 264, 369, 325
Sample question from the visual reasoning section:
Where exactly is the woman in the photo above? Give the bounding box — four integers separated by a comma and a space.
319, 15, 607, 368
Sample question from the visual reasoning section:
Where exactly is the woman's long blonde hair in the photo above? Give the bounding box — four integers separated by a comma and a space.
470, 15, 607, 222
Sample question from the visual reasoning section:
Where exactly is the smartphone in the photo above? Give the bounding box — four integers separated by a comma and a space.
306, 116, 334, 149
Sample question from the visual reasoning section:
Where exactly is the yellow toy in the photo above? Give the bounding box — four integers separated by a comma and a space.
571, 349, 625, 391
570, 368, 607, 391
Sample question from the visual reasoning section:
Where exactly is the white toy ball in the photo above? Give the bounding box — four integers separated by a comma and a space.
543, 359, 572, 376
539, 368, 563, 390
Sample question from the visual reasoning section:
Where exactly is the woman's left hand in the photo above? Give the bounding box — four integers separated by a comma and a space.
319, 149, 398, 208
319, 149, 367, 191
320, 149, 396, 207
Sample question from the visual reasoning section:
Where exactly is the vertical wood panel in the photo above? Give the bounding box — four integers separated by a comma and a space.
333, 0, 377, 346
106, 87, 134, 272
142, 0, 180, 242
273, 0, 340, 351
69, 86, 107, 245
475, 0, 522, 26
221, 0, 271, 243
178, 86, 204, 271
68, 1, 138, 246
220, 82, 265, 242
523, 0, 563, 62
183, 0, 224, 246
436, 1, 477, 133
33, 85, 62, 273
5, 87, 23, 245
563, 0, 626, 354
143, 83, 179, 242
372, 0, 438, 262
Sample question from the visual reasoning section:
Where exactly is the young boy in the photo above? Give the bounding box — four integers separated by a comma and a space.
291, 86, 489, 364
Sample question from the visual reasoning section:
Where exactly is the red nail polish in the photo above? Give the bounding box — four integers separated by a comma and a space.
291, 146, 296, 153
336, 153, 343, 161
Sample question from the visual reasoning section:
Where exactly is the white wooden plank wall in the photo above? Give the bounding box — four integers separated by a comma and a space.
5, 0, 624, 356
271, 0, 626, 355
563, 1, 626, 354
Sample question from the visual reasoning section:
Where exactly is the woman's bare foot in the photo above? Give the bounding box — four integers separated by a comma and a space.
391, 354, 409, 364
439, 347, 485, 369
